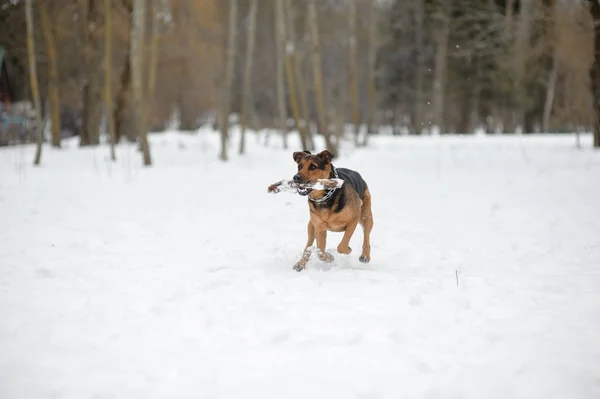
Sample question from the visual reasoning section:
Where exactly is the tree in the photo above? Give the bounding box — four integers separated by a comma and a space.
240, 0, 258, 155
39, 1, 61, 148
308, 0, 336, 153
431, 0, 451, 134
284, 0, 312, 150
114, 22, 132, 143
274, 0, 288, 149
413, 0, 425, 134
104, 0, 116, 161
143, 0, 160, 139
348, 0, 360, 145
513, 0, 533, 132
219, 0, 238, 161
590, 0, 600, 148
281, 0, 309, 150
79, 0, 103, 146
363, 0, 378, 145
543, 51, 558, 134
131, 0, 151, 165
25, 0, 43, 165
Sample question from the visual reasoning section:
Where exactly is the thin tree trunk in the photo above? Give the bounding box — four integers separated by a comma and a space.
285, 0, 311, 150
104, 0, 116, 160
363, 0, 378, 146
308, 0, 335, 153
590, 0, 600, 148
219, 0, 238, 161
348, 0, 360, 145
143, 0, 160, 139
26, 0, 43, 165
414, 0, 425, 134
469, 61, 481, 134
514, 0, 532, 132
178, 60, 197, 131
300, 14, 315, 151
432, 1, 450, 134
504, 0, 514, 42
40, 2, 61, 148
81, 0, 103, 146
282, 0, 308, 150
240, 0, 258, 155
275, 0, 288, 149
542, 52, 558, 133
114, 56, 131, 142
131, 0, 151, 165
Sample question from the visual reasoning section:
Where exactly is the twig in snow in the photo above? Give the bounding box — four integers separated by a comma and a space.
455, 270, 459, 286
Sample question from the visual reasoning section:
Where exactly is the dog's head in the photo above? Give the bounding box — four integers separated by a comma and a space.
292, 150, 335, 196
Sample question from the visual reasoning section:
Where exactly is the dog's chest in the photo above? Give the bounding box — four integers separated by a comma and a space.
310, 208, 351, 232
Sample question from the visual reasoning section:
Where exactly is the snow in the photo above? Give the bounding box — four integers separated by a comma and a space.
1, 128, 600, 399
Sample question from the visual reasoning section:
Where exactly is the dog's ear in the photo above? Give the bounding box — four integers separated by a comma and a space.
293, 151, 309, 164
293, 150, 311, 163
317, 150, 334, 163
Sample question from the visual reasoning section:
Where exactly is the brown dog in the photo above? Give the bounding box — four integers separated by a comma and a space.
292, 150, 373, 271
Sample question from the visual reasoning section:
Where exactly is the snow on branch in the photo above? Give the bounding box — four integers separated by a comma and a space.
268, 178, 344, 194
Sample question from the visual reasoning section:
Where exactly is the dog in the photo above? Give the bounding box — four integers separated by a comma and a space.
292, 150, 373, 271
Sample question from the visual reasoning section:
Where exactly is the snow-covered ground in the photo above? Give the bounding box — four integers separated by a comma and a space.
1, 129, 599, 399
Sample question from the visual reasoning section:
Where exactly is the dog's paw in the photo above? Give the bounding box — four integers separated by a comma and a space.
359, 255, 370, 263
337, 245, 352, 255
318, 251, 335, 263
293, 262, 306, 272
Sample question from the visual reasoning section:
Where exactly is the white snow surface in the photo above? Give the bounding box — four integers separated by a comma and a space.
1, 128, 600, 399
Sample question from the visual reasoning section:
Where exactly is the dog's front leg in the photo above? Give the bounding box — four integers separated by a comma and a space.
337, 217, 359, 255
316, 228, 334, 263
294, 221, 316, 271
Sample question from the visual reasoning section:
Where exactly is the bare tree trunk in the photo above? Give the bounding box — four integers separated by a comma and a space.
275, 0, 288, 149
219, 0, 238, 161
432, 1, 450, 134
281, 0, 309, 150
332, 103, 345, 146
363, 0, 378, 146
285, 0, 311, 150
131, 0, 151, 165
114, 49, 131, 143
240, 0, 258, 155
469, 61, 481, 134
308, 0, 335, 153
104, 0, 116, 160
26, 0, 43, 165
413, 0, 425, 134
542, 52, 558, 133
348, 0, 360, 146
514, 0, 532, 132
300, 14, 315, 151
178, 60, 197, 131
80, 0, 103, 146
40, 2, 61, 148
143, 0, 160, 138
590, 0, 600, 148
504, 0, 514, 42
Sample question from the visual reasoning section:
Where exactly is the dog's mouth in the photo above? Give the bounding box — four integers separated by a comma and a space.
297, 187, 312, 196
295, 177, 317, 196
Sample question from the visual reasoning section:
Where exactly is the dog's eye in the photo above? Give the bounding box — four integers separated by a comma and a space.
309, 164, 317, 170
298, 164, 302, 170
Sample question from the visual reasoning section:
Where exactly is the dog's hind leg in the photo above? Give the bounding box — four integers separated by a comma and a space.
359, 189, 373, 263
294, 220, 316, 271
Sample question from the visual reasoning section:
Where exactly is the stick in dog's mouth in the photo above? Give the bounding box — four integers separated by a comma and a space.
297, 187, 312, 196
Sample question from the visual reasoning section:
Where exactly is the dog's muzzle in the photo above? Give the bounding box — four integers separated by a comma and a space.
294, 174, 312, 196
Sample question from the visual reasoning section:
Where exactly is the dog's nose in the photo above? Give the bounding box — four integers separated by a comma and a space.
293, 174, 302, 183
